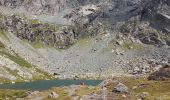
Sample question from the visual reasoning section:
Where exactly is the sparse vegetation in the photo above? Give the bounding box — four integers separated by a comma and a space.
0, 89, 27, 100
0, 48, 54, 83
106, 77, 170, 100
33, 68, 54, 80
122, 40, 143, 51
0, 41, 5, 49
3, 67, 24, 81
45, 87, 71, 100
30, 19, 40, 25
0, 77, 11, 83
0, 50, 32, 68
75, 86, 99, 97
0, 30, 9, 40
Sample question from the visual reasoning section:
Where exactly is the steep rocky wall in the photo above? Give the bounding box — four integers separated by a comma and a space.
0, 0, 70, 14
0, 0, 169, 48
0, 14, 78, 49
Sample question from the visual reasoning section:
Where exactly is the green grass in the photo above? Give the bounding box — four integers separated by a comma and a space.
3, 67, 24, 82
44, 87, 71, 100
33, 68, 54, 80
0, 48, 54, 82
0, 13, 3, 19
75, 86, 99, 97
0, 77, 11, 83
76, 37, 92, 48
32, 41, 44, 48
122, 41, 143, 51
0, 41, 5, 49
0, 50, 54, 80
21, 39, 45, 49
31, 38, 73, 51
30, 19, 40, 24
0, 30, 9, 40
0, 50, 32, 68
109, 38, 144, 51
0, 89, 27, 100
106, 77, 170, 100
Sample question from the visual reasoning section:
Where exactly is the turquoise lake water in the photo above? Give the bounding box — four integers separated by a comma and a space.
0, 80, 102, 90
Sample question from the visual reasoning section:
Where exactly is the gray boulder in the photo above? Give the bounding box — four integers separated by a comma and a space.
113, 83, 129, 93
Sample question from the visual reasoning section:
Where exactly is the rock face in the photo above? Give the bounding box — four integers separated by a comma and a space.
0, 0, 70, 14
0, 14, 77, 49
148, 65, 170, 81
0, 0, 169, 48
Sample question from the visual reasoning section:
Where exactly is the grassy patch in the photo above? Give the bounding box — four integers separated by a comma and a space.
76, 38, 92, 48
0, 41, 5, 49
107, 77, 170, 100
0, 49, 54, 82
0, 30, 9, 40
0, 77, 11, 83
122, 41, 143, 51
32, 41, 44, 48
0, 50, 32, 68
0, 89, 27, 100
21, 39, 46, 49
30, 19, 40, 25
44, 87, 71, 100
32, 68, 54, 80
3, 67, 24, 82
76, 86, 99, 97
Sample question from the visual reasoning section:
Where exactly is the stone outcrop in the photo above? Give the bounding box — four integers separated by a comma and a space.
0, 14, 77, 49
113, 83, 129, 93
0, 0, 169, 48
0, 0, 70, 14
148, 64, 170, 81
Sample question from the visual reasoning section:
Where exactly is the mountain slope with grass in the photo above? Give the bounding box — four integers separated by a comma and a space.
0, 27, 54, 83
0, 0, 169, 80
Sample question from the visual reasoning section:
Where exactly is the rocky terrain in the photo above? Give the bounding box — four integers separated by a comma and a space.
0, 0, 170, 100
0, 33, 53, 83
0, 0, 169, 80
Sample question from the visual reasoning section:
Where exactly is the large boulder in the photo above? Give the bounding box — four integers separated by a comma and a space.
113, 83, 129, 93
148, 64, 170, 81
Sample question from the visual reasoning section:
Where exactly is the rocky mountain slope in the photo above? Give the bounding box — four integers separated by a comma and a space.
0, 0, 169, 80
0, 32, 53, 83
